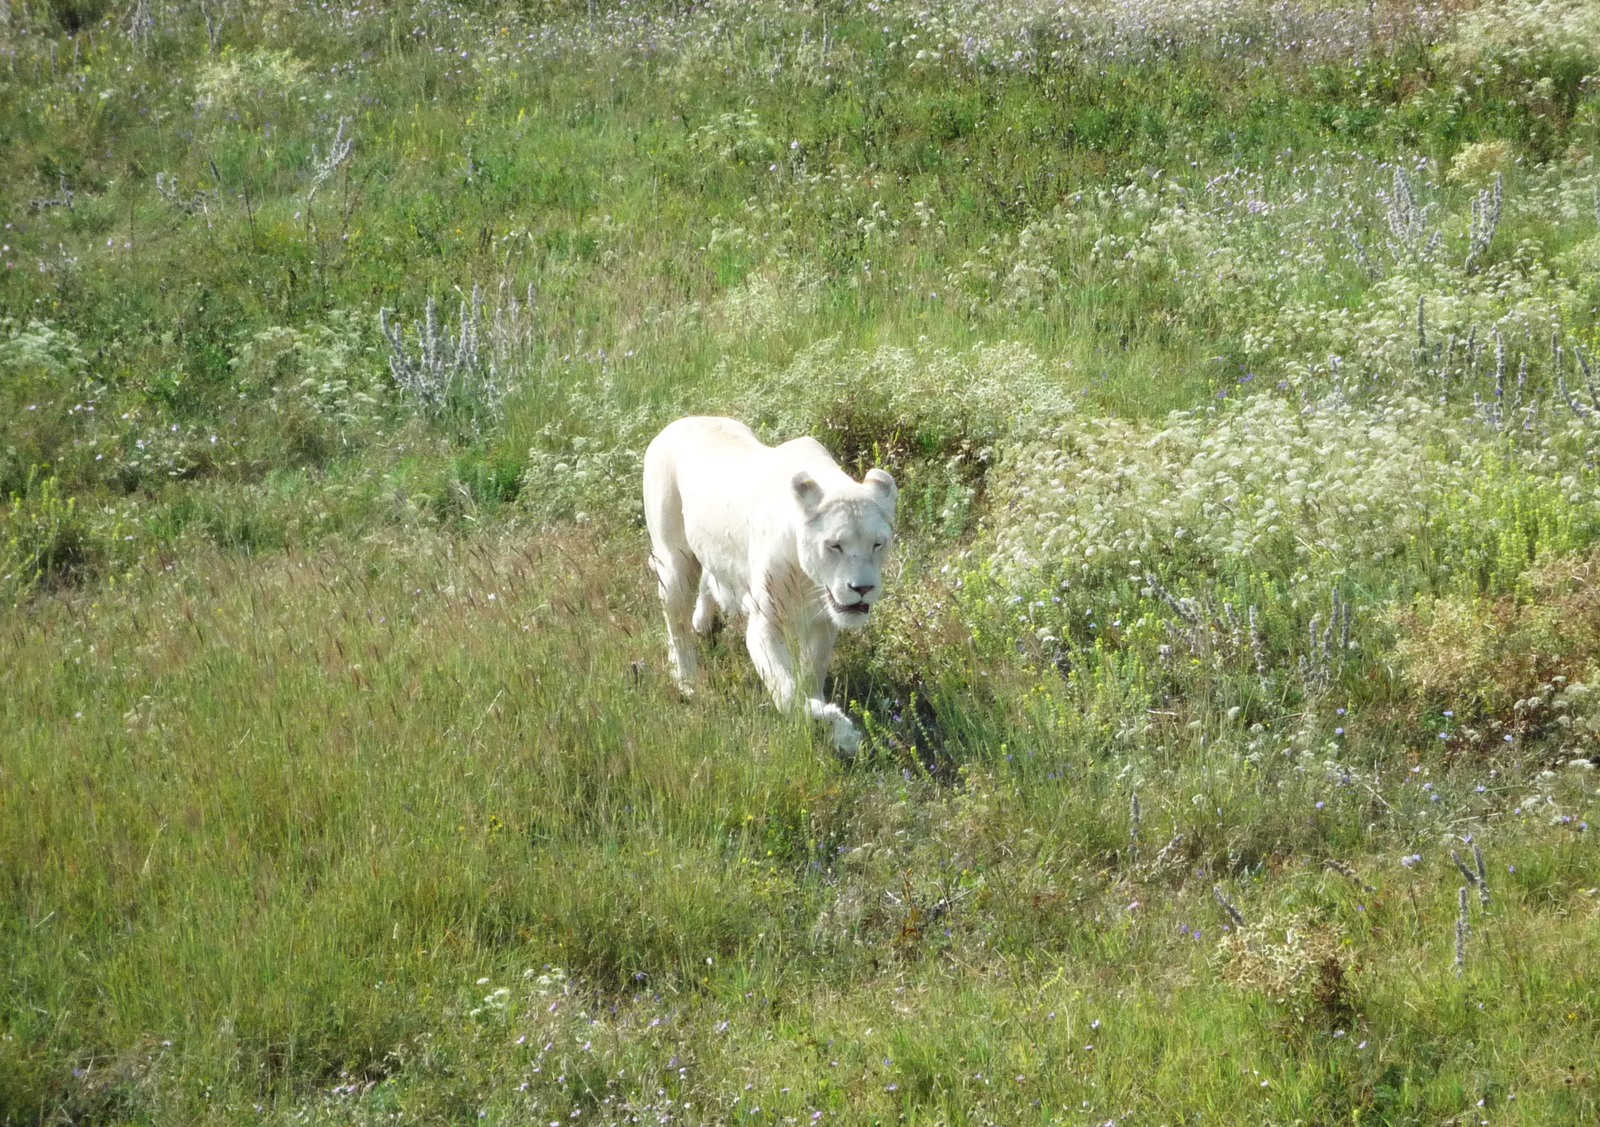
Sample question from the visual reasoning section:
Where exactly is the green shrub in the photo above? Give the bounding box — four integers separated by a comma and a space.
1, 474, 95, 598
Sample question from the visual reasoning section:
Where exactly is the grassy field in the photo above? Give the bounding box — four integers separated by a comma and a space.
3, 0, 1600, 1122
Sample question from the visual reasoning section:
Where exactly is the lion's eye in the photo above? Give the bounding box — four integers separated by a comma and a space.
873, 542, 884, 551
827, 542, 843, 554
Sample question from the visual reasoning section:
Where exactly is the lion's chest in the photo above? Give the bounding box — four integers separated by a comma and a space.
689, 515, 819, 625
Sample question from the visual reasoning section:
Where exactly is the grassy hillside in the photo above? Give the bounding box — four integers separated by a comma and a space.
3, 0, 1600, 1122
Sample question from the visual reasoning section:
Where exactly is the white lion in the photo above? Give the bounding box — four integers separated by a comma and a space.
643, 416, 897, 752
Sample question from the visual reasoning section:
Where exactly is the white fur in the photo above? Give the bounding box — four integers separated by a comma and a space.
643, 416, 897, 752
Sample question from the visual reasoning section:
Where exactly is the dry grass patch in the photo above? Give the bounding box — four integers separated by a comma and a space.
1392, 551, 1600, 757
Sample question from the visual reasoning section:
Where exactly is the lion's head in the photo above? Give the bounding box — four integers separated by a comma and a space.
792, 468, 897, 629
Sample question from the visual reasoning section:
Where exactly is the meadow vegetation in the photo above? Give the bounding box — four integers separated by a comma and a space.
2, 0, 1600, 1122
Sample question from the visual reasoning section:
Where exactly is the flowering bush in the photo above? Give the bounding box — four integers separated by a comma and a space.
1442, 0, 1600, 74
989, 392, 1488, 589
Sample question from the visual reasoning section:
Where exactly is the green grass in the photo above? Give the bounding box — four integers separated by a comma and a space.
4, 0, 1600, 1122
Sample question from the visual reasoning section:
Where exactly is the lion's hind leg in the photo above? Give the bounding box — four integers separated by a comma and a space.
653, 546, 702, 690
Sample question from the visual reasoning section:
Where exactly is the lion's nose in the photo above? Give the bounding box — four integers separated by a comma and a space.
849, 583, 875, 597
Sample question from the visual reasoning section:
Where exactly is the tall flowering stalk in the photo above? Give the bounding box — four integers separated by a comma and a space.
381, 283, 536, 430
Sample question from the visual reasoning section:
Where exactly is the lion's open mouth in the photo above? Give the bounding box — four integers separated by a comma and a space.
828, 593, 872, 617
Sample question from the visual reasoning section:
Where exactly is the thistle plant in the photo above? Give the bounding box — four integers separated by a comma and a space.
1298, 590, 1352, 692
30, 176, 74, 214
1453, 844, 1491, 910
1558, 342, 1599, 421
1463, 173, 1503, 275
306, 117, 355, 203
1382, 167, 1440, 262
381, 283, 535, 430
1214, 885, 1247, 928
1141, 573, 1279, 694
1151, 833, 1187, 869
124, 0, 155, 49
1145, 573, 1200, 627
155, 172, 218, 218
1248, 605, 1269, 683
199, 0, 228, 50
1474, 329, 1531, 433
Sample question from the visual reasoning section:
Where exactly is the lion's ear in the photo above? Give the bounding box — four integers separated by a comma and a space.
864, 468, 897, 516
792, 471, 823, 512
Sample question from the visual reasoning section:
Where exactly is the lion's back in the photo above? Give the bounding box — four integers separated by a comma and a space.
645, 416, 770, 516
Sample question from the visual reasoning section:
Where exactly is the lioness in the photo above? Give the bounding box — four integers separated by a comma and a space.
643, 416, 897, 752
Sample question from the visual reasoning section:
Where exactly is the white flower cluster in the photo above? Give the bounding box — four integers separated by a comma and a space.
985, 390, 1599, 593
234, 312, 384, 430
686, 111, 779, 166
193, 47, 312, 114
0, 318, 89, 378
1445, 0, 1600, 70
940, 180, 1230, 314
892, 0, 1457, 73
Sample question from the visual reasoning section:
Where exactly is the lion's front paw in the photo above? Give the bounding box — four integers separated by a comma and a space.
820, 703, 861, 754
